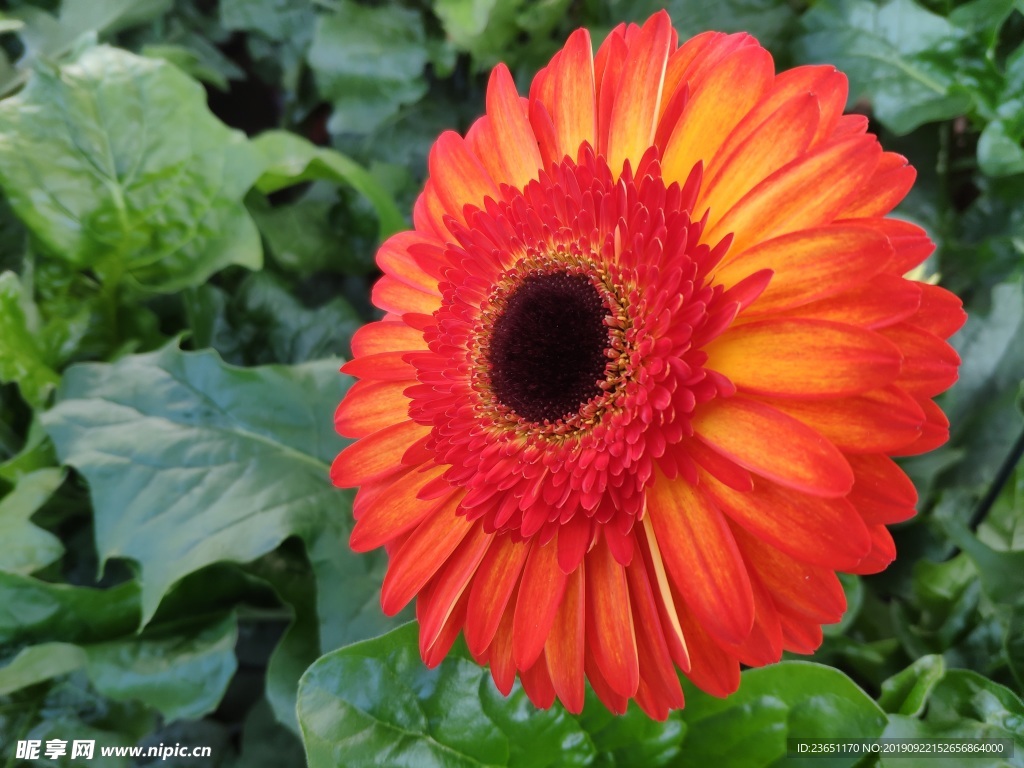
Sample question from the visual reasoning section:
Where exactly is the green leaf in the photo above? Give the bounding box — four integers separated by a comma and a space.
944, 279, 1024, 491
881, 670, 1024, 768
83, 611, 238, 722
308, 1, 429, 137
0, 45, 262, 292
185, 274, 361, 366
0, 642, 86, 696
879, 655, 946, 716
0, 271, 59, 408
252, 130, 406, 239
678, 662, 888, 767
41, 344, 349, 624
578, 695, 685, 767
298, 623, 596, 768
0, 573, 140, 648
796, 0, 973, 134
0, 467, 64, 575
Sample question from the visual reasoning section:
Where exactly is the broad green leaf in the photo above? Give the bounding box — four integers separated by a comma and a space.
0, 45, 262, 292
84, 611, 238, 722
220, 0, 314, 91
578, 696, 685, 767
945, 279, 1024, 491
620, 0, 797, 52
308, 1, 429, 137
4, 0, 171, 79
297, 623, 596, 768
0, 573, 140, 648
678, 662, 888, 767
0, 467, 64, 575
797, 0, 973, 134
0, 642, 86, 696
0, 271, 59, 408
881, 670, 1024, 767
305, 509, 405, 653
0, 568, 242, 721
879, 655, 947, 716
252, 130, 406, 239
185, 275, 360, 367
433, 0, 527, 69
41, 344, 348, 623
0, 417, 58, 483
228, 697, 307, 768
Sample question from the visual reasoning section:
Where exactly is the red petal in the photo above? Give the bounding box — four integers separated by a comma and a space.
465, 534, 530, 656
911, 283, 967, 339
845, 524, 897, 575
879, 322, 961, 397
513, 536, 568, 670
675, 596, 741, 697
427, 131, 499, 230
891, 397, 949, 456
349, 463, 448, 552
846, 453, 918, 525
417, 522, 491, 649
779, 273, 921, 330
840, 152, 915, 218
330, 420, 431, 488
380, 494, 472, 615
732, 524, 846, 624
520, 651, 557, 709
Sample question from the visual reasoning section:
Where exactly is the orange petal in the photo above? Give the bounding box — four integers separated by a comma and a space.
349, 462, 448, 551
637, 516, 690, 672
330, 419, 431, 487
707, 319, 902, 398
421, 588, 468, 668
838, 217, 934, 274
663, 45, 774, 188
512, 535, 568, 670
484, 65, 543, 189
840, 152, 915, 218
719, 225, 891, 310
380, 493, 472, 615
417, 521, 491, 649
585, 531, 640, 699
427, 131, 499, 229
350, 320, 425, 358
706, 136, 881, 255
341, 351, 418, 382
732, 523, 846, 624
693, 396, 853, 497
777, 273, 921, 330
372, 276, 441, 315
606, 10, 672, 175
701, 472, 872, 571
545, 28, 597, 161
334, 379, 411, 438
647, 474, 754, 645
544, 566, 586, 714
700, 93, 819, 228
626, 557, 685, 718
594, 27, 628, 157
759, 385, 925, 454
465, 534, 531, 656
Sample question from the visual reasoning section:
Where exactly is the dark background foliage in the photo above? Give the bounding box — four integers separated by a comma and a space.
0, 0, 1021, 765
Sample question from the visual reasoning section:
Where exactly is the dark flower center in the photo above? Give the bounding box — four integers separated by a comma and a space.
488, 272, 611, 424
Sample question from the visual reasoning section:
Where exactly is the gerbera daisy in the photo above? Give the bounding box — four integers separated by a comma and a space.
331, 11, 964, 719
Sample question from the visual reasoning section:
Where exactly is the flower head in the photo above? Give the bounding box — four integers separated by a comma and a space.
332, 11, 965, 718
